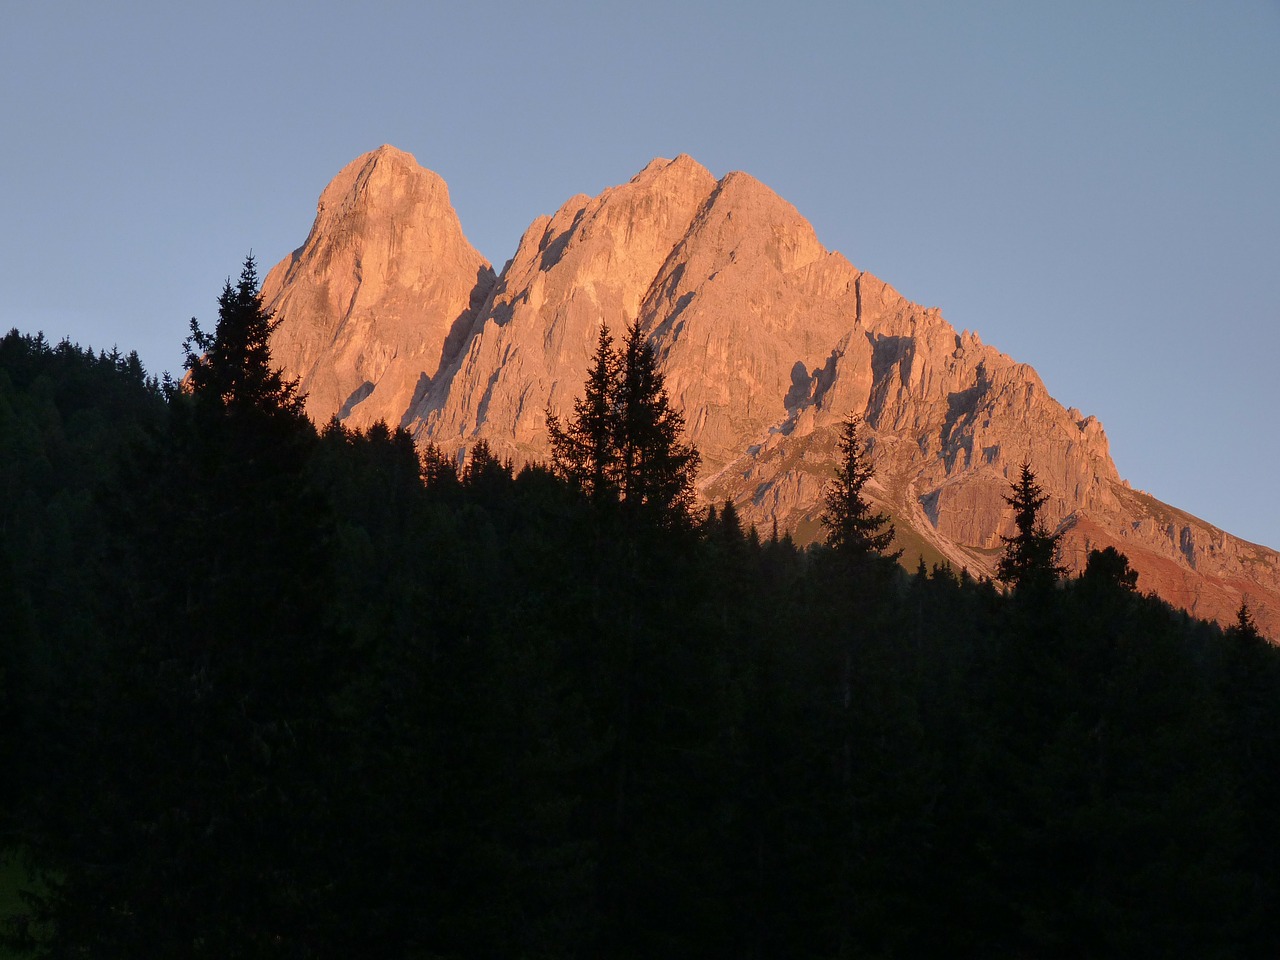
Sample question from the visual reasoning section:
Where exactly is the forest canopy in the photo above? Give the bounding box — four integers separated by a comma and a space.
2, 264, 1279, 958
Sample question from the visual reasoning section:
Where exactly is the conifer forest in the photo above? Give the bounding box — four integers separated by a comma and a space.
3, 260, 1280, 958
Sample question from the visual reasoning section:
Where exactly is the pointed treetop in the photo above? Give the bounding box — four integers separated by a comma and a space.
547, 320, 699, 529
1233, 600, 1262, 642
820, 414, 900, 569
183, 254, 304, 419
996, 462, 1066, 592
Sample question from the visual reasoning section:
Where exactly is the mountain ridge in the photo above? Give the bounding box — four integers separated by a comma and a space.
261, 145, 1279, 636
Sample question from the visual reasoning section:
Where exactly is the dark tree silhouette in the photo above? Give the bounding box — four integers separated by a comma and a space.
548, 320, 699, 527
183, 254, 304, 419
996, 462, 1065, 591
615, 321, 699, 524
11, 313, 1280, 958
821, 414, 900, 568
419, 440, 463, 495
1231, 599, 1266, 643
547, 324, 621, 506
1082, 545, 1139, 592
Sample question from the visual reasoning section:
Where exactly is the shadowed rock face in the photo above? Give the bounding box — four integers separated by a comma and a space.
264, 147, 1280, 637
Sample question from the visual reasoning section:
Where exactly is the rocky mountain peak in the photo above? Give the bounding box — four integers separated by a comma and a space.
261, 146, 494, 429
264, 147, 1280, 636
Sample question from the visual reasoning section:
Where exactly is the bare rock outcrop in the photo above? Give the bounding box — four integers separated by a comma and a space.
260, 145, 495, 430
265, 147, 1280, 638
404, 155, 720, 459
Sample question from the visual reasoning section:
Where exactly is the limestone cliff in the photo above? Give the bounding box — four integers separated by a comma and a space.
407, 154, 720, 457
264, 148, 1280, 637
260, 145, 495, 430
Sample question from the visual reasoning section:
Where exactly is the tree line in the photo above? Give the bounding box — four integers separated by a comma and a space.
2, 258, 1279, 958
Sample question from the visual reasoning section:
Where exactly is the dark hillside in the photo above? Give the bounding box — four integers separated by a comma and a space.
3, 289, 1279, 957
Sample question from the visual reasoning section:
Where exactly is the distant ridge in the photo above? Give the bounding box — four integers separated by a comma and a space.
262, 146, 1280, 636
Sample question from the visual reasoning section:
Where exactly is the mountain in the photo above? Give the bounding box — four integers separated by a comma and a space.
262, 145, 1280, 636
260, 146, 495, 430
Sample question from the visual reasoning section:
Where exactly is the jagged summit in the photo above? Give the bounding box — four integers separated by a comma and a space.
635, 153, 711, 177
261, 146, 495, 429
263, 146, 1280, 635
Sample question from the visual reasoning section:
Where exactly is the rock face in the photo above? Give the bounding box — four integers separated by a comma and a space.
260, 145, 495, 430
263, 147, 1280, 638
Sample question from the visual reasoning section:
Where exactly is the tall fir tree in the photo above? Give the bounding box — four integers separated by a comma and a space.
12, 257, 345, 956
814, 415, 906, 957
548, 320, 699, 528
615, 321, 699, 526
183, 254, 304, 420
820, 414, 900, 571
996, 462, 1065, 592
1233, 599, 1262, 642
547, 324, 621, 506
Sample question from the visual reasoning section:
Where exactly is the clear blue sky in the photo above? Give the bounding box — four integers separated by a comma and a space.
3, 1, 1277, 549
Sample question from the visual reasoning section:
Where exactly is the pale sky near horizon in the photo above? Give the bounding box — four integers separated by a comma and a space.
3, 1, 1277, 549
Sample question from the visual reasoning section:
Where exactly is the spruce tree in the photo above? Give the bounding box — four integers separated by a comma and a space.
813, 415, 904, 957
1233, 599, 1262, 642
548, 320, 699, 528
996, 462, 1065, 591
419, 440, 462, 496
615, 321, 699, 526
820, 414, 900, 570
22, 257, 341, 954
547, 324, 621, 505
183, 254, 304, 420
